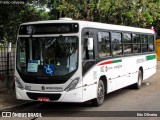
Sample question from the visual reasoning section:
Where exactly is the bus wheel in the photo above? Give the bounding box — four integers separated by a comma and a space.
134, 70, 143, 89
91, 80, 105, 106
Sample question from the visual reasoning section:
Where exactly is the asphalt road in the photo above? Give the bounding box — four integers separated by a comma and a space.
1, 63, 160, 120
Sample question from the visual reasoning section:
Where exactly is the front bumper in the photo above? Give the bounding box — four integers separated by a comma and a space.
16, 87, 83, 103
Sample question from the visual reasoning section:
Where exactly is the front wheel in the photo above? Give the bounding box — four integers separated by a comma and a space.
133, 70, 143, 89
91, 80, 105, 106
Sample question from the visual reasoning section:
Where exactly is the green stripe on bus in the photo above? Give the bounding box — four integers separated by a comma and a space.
98, 59, 122, 66
112, 59, 122, 63
146, 55, 156, 61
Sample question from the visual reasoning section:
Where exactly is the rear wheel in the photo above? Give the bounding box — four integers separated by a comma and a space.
91, 80, 105, 106
133, 70, 143, 89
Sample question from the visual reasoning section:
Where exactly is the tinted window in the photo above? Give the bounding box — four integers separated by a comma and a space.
148, 35, 155, 52
141, 35, 148, 43
111, 32, 122, 55
133, 44, 141, 53
133, 34, 140, 43
133, 34, 141, 53
123, 33, 132, 54
98, 32, 111, 58
123, 33, 131, 43
141, 34, 148, 52
111, 32, 122, 43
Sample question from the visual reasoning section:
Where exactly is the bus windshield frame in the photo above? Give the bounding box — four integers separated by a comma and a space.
16, 36, 79, 77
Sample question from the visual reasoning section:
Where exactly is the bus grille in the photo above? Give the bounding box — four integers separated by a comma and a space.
26, 92, 61, 101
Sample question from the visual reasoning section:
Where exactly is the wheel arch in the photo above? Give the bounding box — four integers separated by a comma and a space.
139, 66, 143, 80
99, 75, 107, 94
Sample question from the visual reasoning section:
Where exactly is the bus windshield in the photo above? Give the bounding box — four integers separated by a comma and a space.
16, 36, 78, 76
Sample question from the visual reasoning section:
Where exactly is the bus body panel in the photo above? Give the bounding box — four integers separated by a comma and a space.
82, 67, 99, 102
143, 56, 156, 80
15, 87, 83, 102
82, 54, 156, 101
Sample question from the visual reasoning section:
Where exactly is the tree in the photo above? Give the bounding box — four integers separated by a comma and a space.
1, 0, 160, 44
0, 1, 49, 44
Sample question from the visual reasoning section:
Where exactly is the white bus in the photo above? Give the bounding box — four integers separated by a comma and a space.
15, 18, 156, 106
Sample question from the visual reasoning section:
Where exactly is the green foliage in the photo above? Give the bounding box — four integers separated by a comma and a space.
1, 0, 160, 44
46, 0, 160, 29
0, 1, 50, 44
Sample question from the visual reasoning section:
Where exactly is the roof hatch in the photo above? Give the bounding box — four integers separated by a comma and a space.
59, 18, 72, 20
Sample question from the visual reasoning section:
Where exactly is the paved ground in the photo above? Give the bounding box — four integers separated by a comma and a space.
0, 88, 28, 110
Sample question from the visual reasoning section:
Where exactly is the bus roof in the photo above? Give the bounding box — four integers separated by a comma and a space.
21, 19, 154, 34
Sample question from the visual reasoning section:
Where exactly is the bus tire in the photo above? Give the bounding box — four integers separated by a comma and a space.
133, 70, 143, 89
91, 80, 105, 106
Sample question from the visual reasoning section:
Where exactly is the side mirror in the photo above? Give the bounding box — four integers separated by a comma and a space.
87, 38, 93, 50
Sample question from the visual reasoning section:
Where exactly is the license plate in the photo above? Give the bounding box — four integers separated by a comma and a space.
38, 97, 50, 102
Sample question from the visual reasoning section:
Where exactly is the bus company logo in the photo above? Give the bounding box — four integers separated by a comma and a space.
46, 87, 63, 90
41, 86, 45, 90
100, 66, 104, 72
100, 66, 109, 72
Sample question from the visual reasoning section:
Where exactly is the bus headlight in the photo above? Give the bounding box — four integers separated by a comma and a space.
65, 77, 80, 92
15, 77, 24, 90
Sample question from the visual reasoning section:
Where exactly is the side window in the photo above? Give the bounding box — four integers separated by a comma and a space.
18, 38, 27, 68
133, 34, 141, 53
82, 38, 94, 61
141, 34, 148, 52
82, 38, 87, 61
123, 33, 132, 54
148, 35, 155, 52
98, 32, 111, 58
111, 32, 122, 55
